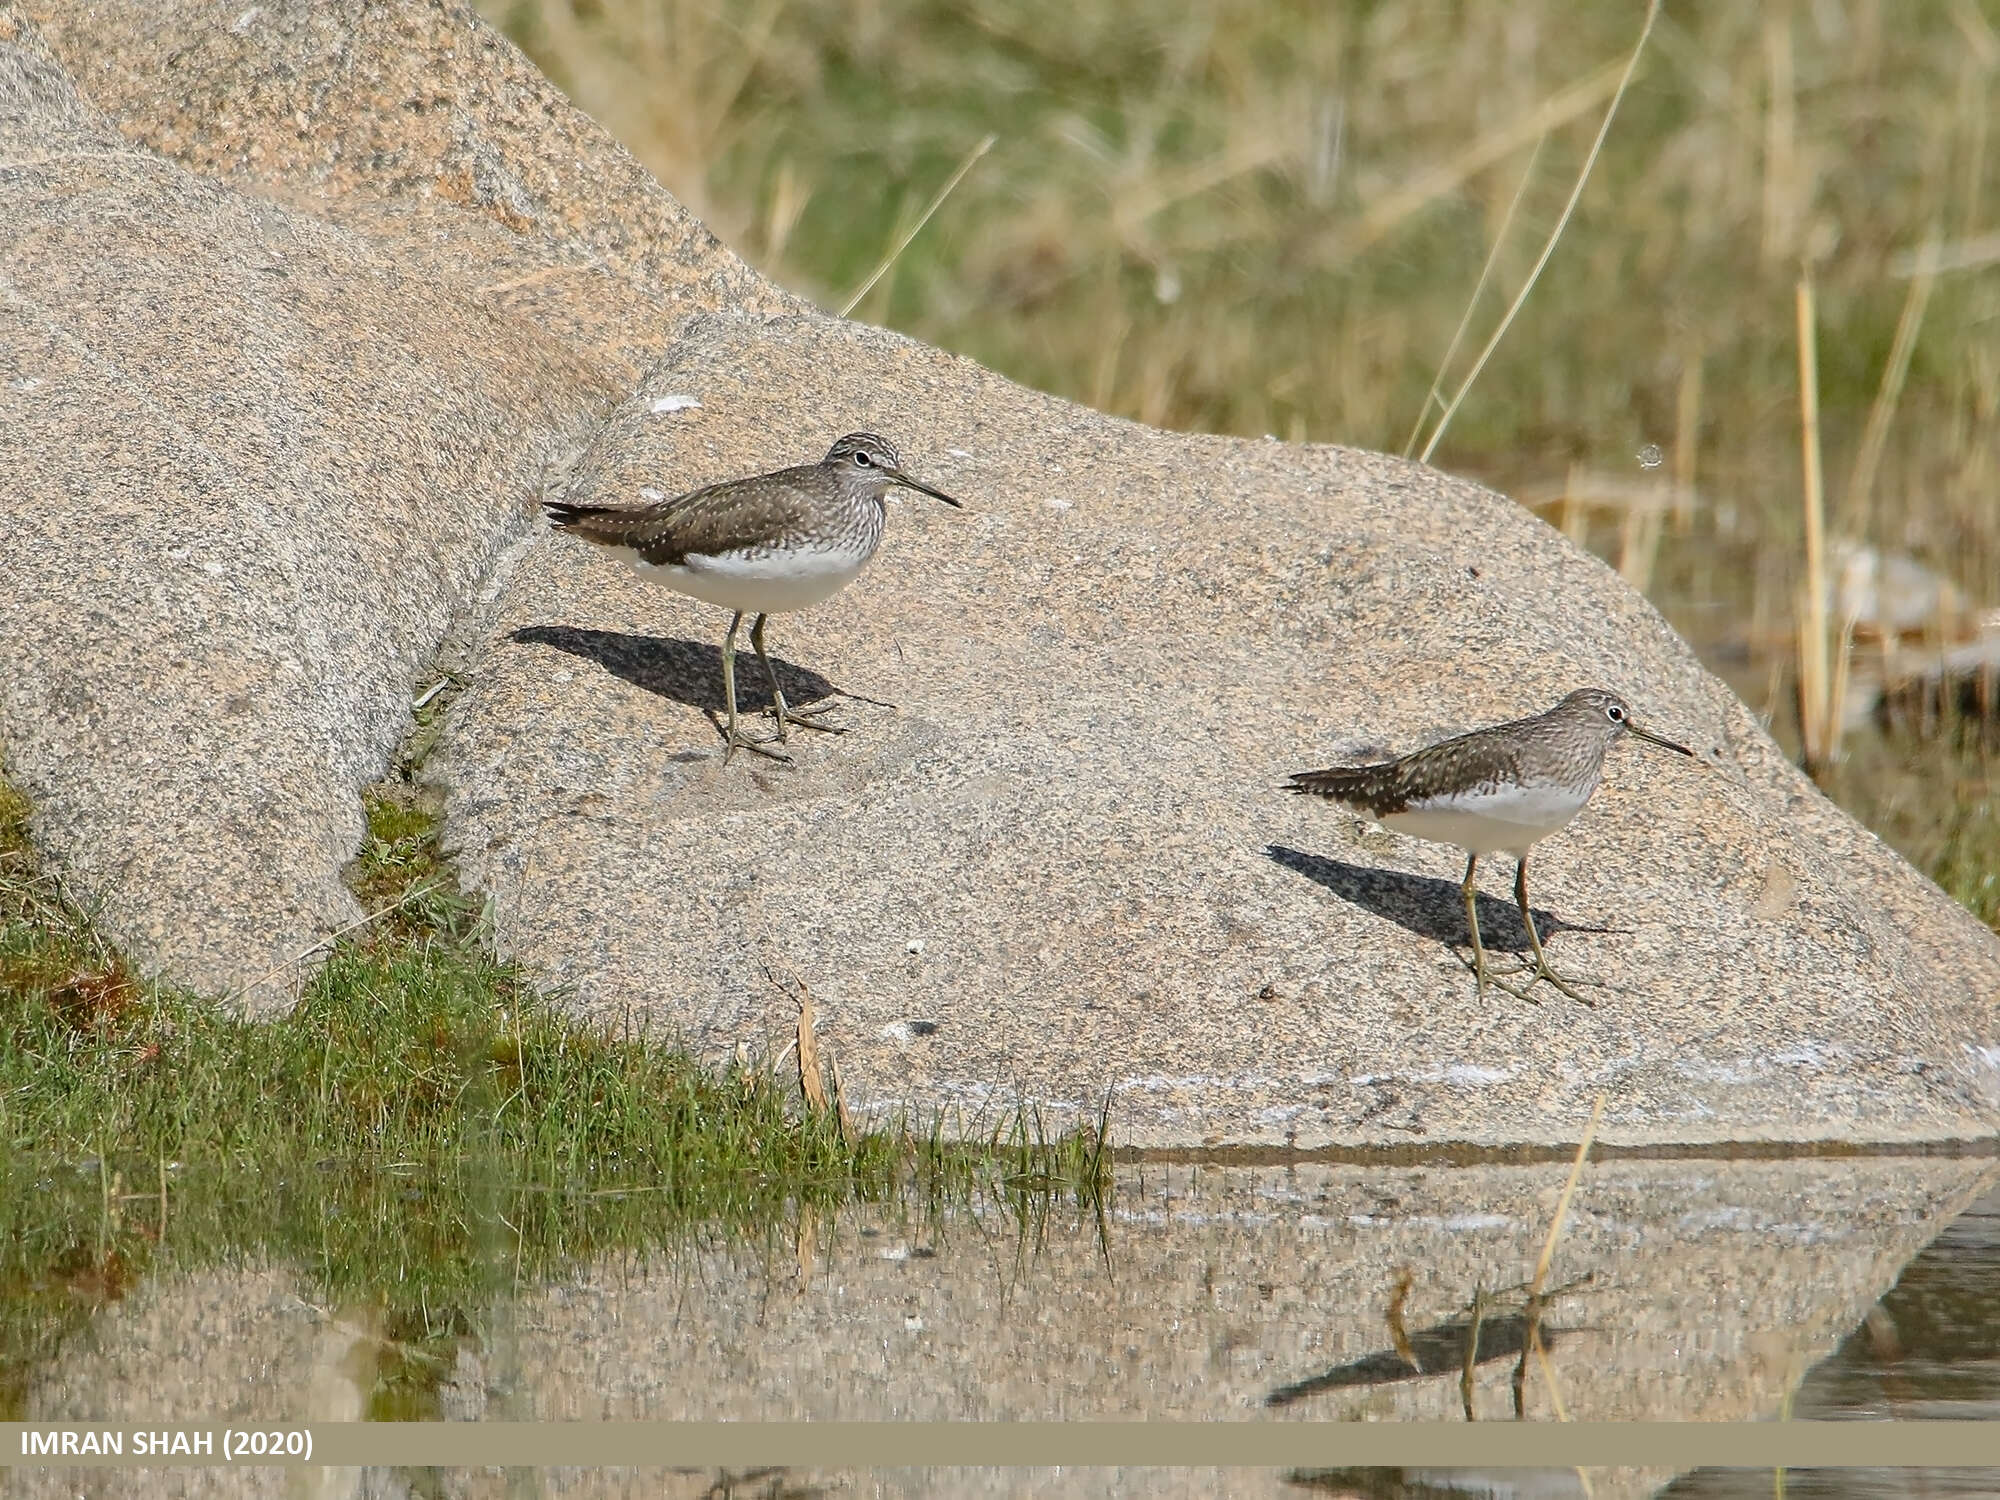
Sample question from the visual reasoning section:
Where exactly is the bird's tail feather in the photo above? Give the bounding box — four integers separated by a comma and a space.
544, 499, 647, 548
1282, 766, 1371, 799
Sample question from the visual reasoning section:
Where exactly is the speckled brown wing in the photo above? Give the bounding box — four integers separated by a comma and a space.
1379, 731, 1532, 804
544, 463, 826, 565
1284, 725, 1531, 814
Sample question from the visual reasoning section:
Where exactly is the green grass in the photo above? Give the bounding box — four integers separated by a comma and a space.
1822, 729, 2000, 933
2, 777, 1102, 1183
0, 1142, 1104, 1420
0, 771, 1109, 1416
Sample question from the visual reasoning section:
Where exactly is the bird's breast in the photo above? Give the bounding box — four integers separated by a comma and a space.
1378, 778, 1596, 855
624, 540, 873, 615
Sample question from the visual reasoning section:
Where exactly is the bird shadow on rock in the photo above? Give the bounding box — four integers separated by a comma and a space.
512, 624, 841, 717
1265, 845, 1621, 955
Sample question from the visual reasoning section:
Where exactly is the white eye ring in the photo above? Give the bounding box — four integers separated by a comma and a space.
853, 450, 874, 466
1607, 704, 1626, 722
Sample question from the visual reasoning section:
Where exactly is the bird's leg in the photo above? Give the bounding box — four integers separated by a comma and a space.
750, 612, 843, 738
1462, 852, 1536, 1004
718, 611, 789, 763
1505, 855, 1595, 1006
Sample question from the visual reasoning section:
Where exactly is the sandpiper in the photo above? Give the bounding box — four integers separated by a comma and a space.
1282, 687, 1693, 1004
544, 432, 962, 762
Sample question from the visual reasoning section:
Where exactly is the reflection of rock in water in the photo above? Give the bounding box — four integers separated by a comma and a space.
1263, 1312, 1561, 1407
300, 1302, 383, 1500
460, 1153, 1996, 1500
1287, 1470, 1590, 1500
14, 1159, 1998, 1500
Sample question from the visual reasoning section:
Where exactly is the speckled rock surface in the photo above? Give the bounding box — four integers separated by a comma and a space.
432, 308, 2000, 1149
17, 0, 787, 384
0, 0, 769, 1006
2, 0, 1996, 1141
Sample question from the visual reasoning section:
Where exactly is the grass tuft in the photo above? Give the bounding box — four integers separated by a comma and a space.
0, 765, 1111, 1415
2, 775, 1108, 1197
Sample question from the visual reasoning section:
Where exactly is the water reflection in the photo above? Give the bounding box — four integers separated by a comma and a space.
1664, 1183, 2000, 1498
1288, 1474, 1589, 1499
1263, 1276, 1585, 1419
3, 1156, 1996, 1499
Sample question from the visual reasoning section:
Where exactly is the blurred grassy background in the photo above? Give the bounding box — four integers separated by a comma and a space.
479, 0, 1999, 922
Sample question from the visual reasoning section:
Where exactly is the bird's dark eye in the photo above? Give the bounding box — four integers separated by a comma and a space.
852, 450, 874, 467
1607, 704, 1626, 722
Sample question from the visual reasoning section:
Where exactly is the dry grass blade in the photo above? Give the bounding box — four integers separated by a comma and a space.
794, 976, 828, 1114
1892, 231, 2000, 275
1403, 134, 1547, 459
1386, 1267, 1419, 1370
1530, 1319, 1595, 1497
1112, 135, 1296, 233
474, 262, 601, 299
1844, 234, 1941, 533
758, 956, 831, 1114
1532, 1323, 1575, 1423
1460, 1284, 1486, 1422
1419, 0, 1663, 464
828, 1052, 856, 1146
1794, 270, 1840, 775
1514, 1091, 1606, 1417
1355, 59, 1623, 254
840, 134, 996, 318
1530, 1092, 1606, 1296
223, 878, 447, 1009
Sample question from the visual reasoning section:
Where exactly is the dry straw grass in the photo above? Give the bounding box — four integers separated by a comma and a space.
487, 4, 1992, 477
1414, 0, 1661, 466
1794, 271, 1839, 774
487, 0, 1996, 613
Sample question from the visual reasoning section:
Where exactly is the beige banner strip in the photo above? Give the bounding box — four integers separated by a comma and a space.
3, 1422, 1997, 1469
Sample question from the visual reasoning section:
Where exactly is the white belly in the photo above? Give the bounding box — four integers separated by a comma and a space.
616, 546, 869, 615
1380, 782, 1591, 856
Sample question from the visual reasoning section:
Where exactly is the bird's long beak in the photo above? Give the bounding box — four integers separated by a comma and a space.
1629, 720, 1694, 757
887, 469, 963, 509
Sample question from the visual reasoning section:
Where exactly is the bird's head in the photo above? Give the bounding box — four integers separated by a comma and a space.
824, 431, 963, 509
1559, 687, 1692, 757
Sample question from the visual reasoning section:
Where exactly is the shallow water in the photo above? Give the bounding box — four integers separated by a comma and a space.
5, 1151, 1998, 1497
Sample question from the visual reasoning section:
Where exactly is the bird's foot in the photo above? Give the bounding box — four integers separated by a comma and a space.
1487, 955, 1600, 1007
712, 712, 793, 764
770, 698, 848, 738
724, 734, 792, 765
1469, 954, 1542, 1005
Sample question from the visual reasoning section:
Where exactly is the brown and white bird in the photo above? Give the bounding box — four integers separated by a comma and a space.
544, 432, 962, 763
1283, 687, 1693, 1003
